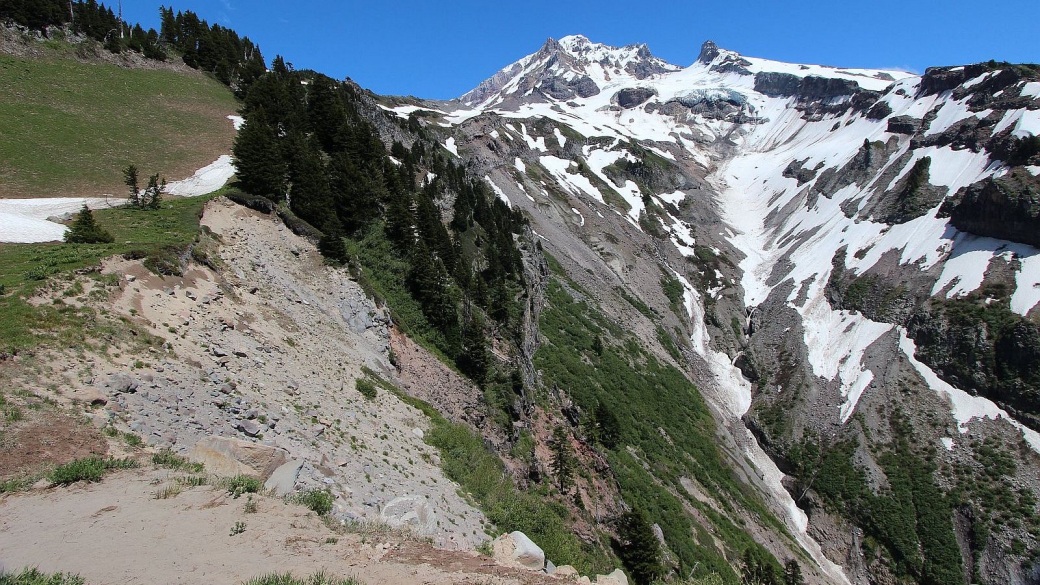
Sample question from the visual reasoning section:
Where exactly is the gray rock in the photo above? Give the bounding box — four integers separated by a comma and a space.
380, 495, 437, 535
236, 419, 262, 437
107, 373, 138, 393
264, 459, 303, 495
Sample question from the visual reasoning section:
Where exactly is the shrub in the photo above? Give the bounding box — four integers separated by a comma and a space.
49, 457, 139, 485
64, 205, 114, 244
291, 488, 334, 516
152, 448, 204, 472
225, 475, 263, 498
242, 571, 363, 585
0, 567, 86, 585
355, 379, 377, 400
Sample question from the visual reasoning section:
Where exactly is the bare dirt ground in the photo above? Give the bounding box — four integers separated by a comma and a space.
0, 469, 565, 585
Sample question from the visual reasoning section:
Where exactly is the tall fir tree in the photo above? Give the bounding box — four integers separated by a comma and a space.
616, 508, 664, 585
232, 109, 287, 199
550, 426, 575, 493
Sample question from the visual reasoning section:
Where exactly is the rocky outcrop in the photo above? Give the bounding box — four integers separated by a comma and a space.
940, 170, 1040, 248
887, 115, 923, 135
754, 72, 860, 100
614, 87, 657, 109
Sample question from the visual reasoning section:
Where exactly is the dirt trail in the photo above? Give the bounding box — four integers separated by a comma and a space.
0, 469, 561, 585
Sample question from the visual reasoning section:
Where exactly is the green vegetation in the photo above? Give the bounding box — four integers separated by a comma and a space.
232, 65, 528, 385
241, 572, 363, 585
660, 275, 686, 318
0, 51, 239, 198
64, 205, 114, 244
0, 568, 85, 585
536, 278, 789, 581
224, 475, 263, 498
355, 378, 378, 400
386, 386, 614, 575
152, 448, 204, 473
48, 456, 138, 485
0, 192, 215, 353
787, 414, 964, 585
291, 488, 335, 516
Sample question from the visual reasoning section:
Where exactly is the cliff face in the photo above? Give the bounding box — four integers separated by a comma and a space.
941, 169, 1040, 248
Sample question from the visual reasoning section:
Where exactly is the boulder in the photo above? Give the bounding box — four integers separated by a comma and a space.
554, 565, 580, 577
74, 386, 108, 406
106, 373, 138, 393
492, 531, 545, 571
380, 495, 437, 534
264, 458, 303, 495
595, 569, 629, 585
188, 435, 288, 479
236, 419, 262, 437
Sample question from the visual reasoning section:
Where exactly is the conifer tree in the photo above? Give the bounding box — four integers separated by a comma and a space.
123, 164, 140, 207
64, 204, 114, 244
550, 426, 575, 493
783, 559, 804, 585
144, 173, 165, 209
457, 313, 489, 384
616, 507, 664, 585
232, 109, 287, 199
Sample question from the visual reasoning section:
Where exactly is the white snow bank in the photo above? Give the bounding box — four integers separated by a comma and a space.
0, 197, 120, 243
443, 137, 459, 157
227, 115, 245, 130
484, 175, 511, 207
165, 155, 236, 197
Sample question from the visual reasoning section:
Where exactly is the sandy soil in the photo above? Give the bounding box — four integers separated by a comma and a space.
0, 469, 564, 585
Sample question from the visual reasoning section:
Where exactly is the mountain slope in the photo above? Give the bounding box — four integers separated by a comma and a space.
390, 36, 1040, 585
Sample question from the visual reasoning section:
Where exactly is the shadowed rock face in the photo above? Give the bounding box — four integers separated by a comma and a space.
754, 72, 861, 100
615, 87, 657, 108
941, 170, 1040, 248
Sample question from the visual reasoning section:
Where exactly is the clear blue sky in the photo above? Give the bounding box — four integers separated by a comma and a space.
120, 0, 1039, 100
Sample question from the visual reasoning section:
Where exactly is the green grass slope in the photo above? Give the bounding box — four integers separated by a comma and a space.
0, 44, 239, 198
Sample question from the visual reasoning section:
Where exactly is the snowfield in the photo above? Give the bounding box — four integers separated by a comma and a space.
1, 116, 242, 243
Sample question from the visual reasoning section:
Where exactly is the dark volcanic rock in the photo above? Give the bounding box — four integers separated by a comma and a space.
697, 40, 720, 64
887, 115, 922, 135
940, 169, 1040, 248
753, 72, 802, 97
615, 87, 657, 109
754, 72, 861, 100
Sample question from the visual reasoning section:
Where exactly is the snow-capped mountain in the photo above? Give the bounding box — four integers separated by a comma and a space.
383, 37, 1040, 585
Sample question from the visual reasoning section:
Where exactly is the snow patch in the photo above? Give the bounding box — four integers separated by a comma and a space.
166, 155, 236, 197
443, 137, 459, 157
484, 175, 511, 207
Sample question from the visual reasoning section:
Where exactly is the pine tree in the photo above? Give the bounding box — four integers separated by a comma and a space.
550, 426, 575, 493
287, 136, 333, 229
232, 109, 287, 199
783, 559, 804, 585
124, 164, 140, 207
318, 224, 348, 265
64, 204, 114, 244
594, 402, 621, 449
616, 508, 664, 585
457, 313, 489, 384
144, 173, 165, 209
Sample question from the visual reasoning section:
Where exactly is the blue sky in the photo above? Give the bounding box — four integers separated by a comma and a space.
121, 0, 1039, 100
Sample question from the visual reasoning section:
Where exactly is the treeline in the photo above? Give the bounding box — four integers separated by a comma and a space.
1, 0, 164, 57
0, 2, 264, 94
232, 62, 528, 383
158, 6, 265, 94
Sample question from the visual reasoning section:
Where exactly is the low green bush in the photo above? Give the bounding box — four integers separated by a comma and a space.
291, 488, 334, 516
225, 475, 263, 498
48, 456, 138, 485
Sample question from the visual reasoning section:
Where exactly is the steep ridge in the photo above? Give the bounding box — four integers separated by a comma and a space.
387, 36, 1040, 585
